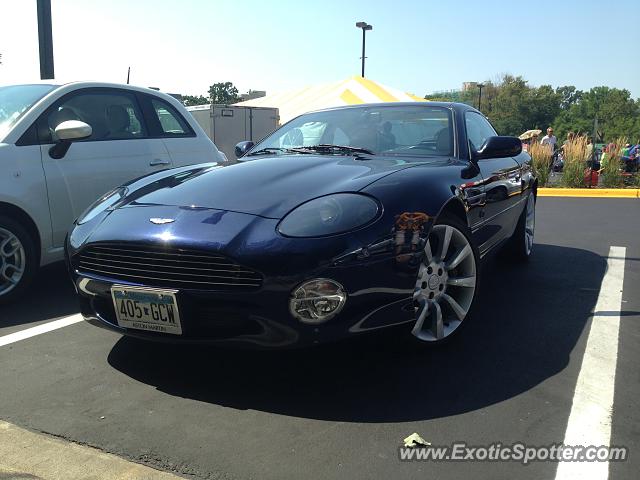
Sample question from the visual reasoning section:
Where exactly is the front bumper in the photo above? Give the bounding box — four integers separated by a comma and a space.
67, 206, 426, 348
71, 259, 417, 349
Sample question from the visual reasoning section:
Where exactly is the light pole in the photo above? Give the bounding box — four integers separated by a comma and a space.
355, 21, 373, 78
477, 83, 484, 111
36, 0, 54, 79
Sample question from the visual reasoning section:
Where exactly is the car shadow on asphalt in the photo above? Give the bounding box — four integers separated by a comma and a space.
0, 262, 79, 329
107, 244, 605, 423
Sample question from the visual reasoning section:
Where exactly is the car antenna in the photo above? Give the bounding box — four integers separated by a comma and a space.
126, 66, 130, 84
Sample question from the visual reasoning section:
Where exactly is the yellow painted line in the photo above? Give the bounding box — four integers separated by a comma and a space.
353, 76, 399, 102
538, 188, 640, 198
340, 88, 364, 105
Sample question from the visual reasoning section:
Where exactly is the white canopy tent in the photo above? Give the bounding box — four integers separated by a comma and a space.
235, 76, 426, 124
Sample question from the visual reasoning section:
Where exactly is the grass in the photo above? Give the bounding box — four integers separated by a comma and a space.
560, 136, 589, 188
528, 142, 552, 187
600, 138, 626, 188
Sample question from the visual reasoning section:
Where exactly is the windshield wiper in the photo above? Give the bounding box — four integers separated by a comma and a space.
290, 144, 375, 155
246, 147, 295, 156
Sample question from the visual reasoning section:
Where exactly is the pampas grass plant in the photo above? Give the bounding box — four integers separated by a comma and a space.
600, 138, 625, 188
560, 136, 589, 188
528, 142, 552, 187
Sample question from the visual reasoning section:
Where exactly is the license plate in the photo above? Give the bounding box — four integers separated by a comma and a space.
111, 286, 182, 335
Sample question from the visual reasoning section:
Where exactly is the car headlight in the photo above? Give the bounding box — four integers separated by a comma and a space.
278, 193, 380, 237
76, 187, 126, 225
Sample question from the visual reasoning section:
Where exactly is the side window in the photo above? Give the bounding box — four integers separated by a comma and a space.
465, 112, 497, 152
151, 99, 193, 137
45, 90, 146, 142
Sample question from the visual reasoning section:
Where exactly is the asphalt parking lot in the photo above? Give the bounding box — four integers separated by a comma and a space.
0, 197, 638, 480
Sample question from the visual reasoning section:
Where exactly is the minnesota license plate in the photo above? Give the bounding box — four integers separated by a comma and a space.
111, 286, 182, 335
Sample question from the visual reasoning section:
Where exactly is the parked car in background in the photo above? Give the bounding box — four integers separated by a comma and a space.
0, 81, 225, 303
67, 102, 536, 348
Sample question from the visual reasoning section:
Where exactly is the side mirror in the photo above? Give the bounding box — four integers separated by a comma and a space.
235, 141, 254, 159
474, 136, 522, 160
55, 120, 92, 141
49, 120, 93, 159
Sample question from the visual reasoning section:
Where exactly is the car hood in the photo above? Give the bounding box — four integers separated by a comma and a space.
120, 155, 426, 219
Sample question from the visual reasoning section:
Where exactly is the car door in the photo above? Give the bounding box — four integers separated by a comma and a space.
143, 95, 210, 167
465, 111, 523, 254
38, 88, 173, 247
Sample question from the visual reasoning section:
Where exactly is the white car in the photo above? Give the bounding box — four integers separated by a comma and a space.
0, 81, 225, 303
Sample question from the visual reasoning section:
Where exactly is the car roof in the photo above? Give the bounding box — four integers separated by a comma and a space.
0, 80, 172, 97
0, 81, 189, 145
305, 101, 480, 116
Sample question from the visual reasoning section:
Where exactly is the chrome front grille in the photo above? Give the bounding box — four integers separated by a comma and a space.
75, 244, 263, 291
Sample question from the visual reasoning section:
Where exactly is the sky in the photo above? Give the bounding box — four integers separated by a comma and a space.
1, 0, 639, 98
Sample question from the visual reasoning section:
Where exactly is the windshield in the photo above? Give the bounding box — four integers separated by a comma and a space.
0, 84, 56, 139
249, 104, 454, 158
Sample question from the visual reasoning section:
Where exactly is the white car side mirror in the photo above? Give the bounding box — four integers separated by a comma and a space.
55, 120, 92, 141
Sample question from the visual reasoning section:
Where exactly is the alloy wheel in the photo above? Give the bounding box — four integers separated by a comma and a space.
0, 227, 26, 296
412, 223, 477, 342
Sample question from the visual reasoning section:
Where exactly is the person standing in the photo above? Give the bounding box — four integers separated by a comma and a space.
540, 127, 558, 152
599, 145, 608, 171
585, 136, 594, 164
622, 143, 631, 157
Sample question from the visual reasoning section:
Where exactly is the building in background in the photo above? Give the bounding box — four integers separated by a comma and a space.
239, 90, 266, 101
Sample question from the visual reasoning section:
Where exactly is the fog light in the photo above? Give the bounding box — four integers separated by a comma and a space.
289, 279, 347, 324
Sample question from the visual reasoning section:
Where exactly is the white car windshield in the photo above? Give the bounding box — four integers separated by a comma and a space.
0, 84, 56, 139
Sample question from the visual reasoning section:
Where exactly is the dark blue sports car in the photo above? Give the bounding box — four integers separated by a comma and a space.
66, 102, 536, 348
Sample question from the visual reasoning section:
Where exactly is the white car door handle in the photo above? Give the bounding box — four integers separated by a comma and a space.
150, 159, 171, 166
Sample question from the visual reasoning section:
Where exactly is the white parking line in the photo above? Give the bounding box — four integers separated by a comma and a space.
0, 314, 84, 347
555, 246, 626, 480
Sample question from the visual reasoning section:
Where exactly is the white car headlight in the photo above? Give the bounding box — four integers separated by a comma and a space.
277, 193, 380, 237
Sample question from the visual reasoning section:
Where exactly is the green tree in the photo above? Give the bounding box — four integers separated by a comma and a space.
553, 87, 640, 142
487, 75, 532, 136
424, 89, 476, 106
478, 81, 499, 115
425, 76, 559, 136
555, 86, 583, 111
423, 75, 640, 141
528, 85, 561, 132
208, 82, 240, 104
182, 95, 209, 106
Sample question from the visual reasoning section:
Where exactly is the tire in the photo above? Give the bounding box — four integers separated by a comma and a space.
406, 215, 480, 347
0, 215, 38, 305
504, 191, 536, 261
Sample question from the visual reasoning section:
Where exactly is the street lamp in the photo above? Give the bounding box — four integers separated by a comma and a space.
355, 21, 373, 78
477, 83, 485, 111
36, 0, 54, 79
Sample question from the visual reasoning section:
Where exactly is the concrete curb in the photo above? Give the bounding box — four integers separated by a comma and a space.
538, 188, 640, 198
0, 420, 184, 480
